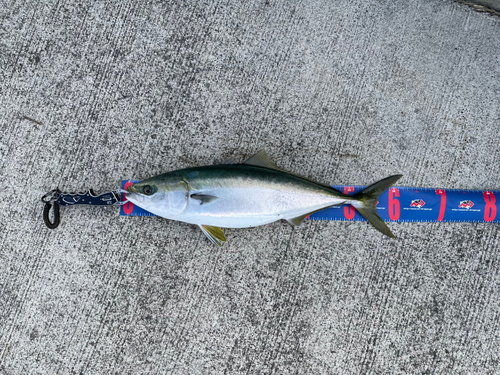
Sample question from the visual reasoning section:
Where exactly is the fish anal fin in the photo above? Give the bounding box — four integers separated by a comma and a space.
191, 194, 218, 205
286, 214, 309, 227
199, 225, 226, 246
286, 203, 345, 227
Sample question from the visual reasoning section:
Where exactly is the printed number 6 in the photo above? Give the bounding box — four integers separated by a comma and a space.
344, 187, 355, 220
388, 188, 400, 221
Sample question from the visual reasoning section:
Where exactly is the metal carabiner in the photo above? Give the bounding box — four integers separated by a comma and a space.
41, 189, 61, 204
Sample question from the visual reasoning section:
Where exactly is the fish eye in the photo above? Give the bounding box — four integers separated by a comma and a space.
143, 185, 153, 195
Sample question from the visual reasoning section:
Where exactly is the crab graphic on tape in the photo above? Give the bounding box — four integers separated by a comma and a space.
410, 199, 426, 208
459, 200, 474, 209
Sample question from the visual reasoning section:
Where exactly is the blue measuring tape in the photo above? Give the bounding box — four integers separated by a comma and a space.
120, 180, 499, 223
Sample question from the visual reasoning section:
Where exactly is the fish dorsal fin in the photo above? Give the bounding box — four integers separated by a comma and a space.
190, 194, 218, 205
243, 150, 283, 171
244, 150, 343, 194
222, 158, 237, 164
199, 225, 226, 246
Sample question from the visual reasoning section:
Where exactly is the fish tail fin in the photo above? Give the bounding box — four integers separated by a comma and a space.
351, 175, 403, 238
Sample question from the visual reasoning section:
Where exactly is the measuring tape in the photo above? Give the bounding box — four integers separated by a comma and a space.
120, 181, 499, 223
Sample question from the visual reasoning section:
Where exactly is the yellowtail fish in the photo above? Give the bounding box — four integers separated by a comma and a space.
126, 150, 402, 245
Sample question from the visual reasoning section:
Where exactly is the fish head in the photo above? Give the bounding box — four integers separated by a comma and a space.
126, 175, 189, 217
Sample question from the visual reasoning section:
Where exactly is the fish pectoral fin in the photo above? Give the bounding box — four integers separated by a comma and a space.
190, 194, 219, 205
199, 225, 226, 246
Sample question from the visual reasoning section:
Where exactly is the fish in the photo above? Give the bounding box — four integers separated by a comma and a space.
126, 150, 402, 245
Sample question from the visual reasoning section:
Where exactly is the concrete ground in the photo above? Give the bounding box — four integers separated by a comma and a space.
1, 1, 500, 374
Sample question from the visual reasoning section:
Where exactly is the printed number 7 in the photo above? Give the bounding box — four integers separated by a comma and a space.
436, 189, 446, 222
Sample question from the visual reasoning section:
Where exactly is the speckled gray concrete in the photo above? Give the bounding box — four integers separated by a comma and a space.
1, 1, 500, 374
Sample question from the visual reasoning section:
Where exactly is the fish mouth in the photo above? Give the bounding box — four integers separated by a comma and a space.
125, 186, 134, 203
125, 192, 134, 203
125, 192, 143, 204
125, 185, 143, 204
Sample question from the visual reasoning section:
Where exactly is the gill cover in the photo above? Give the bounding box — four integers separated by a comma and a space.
164, 180, 189, 216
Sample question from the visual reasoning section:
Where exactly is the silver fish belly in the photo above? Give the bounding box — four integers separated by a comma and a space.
175, 166, 345, 228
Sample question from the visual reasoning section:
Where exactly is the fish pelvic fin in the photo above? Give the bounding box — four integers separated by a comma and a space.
199, 225, 226, 246
351, 175, 403, 239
